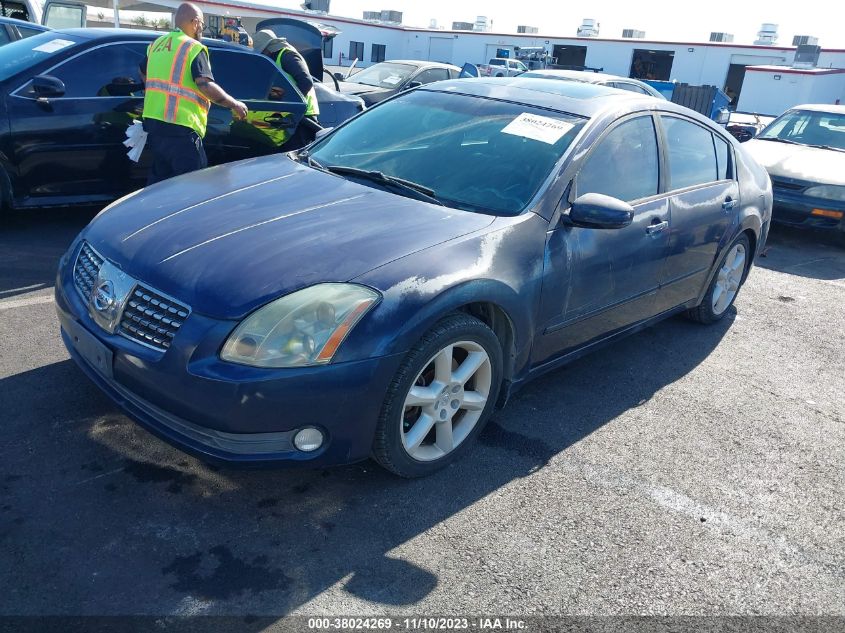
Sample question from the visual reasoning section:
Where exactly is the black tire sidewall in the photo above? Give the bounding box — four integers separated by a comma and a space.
373, 314, 503, 478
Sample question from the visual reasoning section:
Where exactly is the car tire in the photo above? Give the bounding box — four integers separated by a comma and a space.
372, 313, 502, 478
686, 233, 751, 324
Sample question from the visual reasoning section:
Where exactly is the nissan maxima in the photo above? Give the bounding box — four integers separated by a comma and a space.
56, 78, 772, 477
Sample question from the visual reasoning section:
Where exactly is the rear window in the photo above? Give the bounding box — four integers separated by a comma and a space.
0, 31, 82, 82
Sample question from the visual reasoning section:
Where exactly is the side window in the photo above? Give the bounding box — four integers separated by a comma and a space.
27, 43, 146, 97
371, 44, 386, 63
662, 116, 719, 190
208, 50, 297, 102
0, 28, 11, 46
714, 135, 732, 180
414, 68, 449, 85
322, 37, 333, 59
577, 116, 660, 202
17, 26, 47, 39
615, 82, 649, 95
348, 41, 364, 61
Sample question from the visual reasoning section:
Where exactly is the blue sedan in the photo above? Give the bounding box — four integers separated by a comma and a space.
56, 78, 773, 477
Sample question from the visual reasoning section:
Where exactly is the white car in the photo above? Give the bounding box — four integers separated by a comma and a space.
743, 104, 845, 236
519, 69, 666, 99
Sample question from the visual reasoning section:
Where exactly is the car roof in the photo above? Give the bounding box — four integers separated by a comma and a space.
788, 103, 845, 115
522, 69, 620, 83
0, 16, 50, 29
419, 76, 719, 123
420, 77, 646, 115
51, 28, 256, 52
380, 59, 460, 70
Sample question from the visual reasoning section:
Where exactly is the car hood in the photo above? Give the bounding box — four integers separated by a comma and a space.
743, 139, 845, 185
83, 155, 493, 319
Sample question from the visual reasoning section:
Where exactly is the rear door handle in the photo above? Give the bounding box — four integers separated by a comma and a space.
646, 220, 669, 235
722, 198, 737, 210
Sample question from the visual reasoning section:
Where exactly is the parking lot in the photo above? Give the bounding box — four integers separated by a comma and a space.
1, 210, 843, 618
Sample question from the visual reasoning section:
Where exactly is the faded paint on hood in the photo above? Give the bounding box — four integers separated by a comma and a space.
83, 155, 494, 319
743, 139, 845, 185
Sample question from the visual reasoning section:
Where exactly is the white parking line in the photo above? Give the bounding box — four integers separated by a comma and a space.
0, 283, 46, 296
0, 294, 54, 311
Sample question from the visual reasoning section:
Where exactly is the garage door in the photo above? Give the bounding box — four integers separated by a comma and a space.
428, 37, 454, 64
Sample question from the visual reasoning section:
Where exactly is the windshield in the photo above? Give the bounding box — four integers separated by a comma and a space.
308, 89, 586, 215
348, 62, 416, 88
758, 109, 845, 150
0, 31, 82, 82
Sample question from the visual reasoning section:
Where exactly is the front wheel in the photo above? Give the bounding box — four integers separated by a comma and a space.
686, 234, 750, 324
372, 314, 503, 478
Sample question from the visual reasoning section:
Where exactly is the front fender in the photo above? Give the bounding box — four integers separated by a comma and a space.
337, 213, 549, 380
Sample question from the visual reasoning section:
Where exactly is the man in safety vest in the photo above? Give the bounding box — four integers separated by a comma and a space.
252, 29, 320, 148
141, 2, 248, 184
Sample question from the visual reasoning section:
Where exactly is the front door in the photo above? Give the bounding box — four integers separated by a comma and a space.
7, 41, 149, 206
201, 49, 307, 164
536, 114, 670, 366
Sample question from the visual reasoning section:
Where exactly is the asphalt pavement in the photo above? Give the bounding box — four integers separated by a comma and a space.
0, 211, 843, 621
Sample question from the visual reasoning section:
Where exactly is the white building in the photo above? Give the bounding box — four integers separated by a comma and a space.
110, 0, 845, 115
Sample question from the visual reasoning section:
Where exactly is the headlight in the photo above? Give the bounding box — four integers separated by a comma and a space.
804, 185, 845, 202
220, 283, 380, 368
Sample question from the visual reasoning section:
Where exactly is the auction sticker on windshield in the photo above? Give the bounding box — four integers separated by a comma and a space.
502, 112, 574, 145
32, 39, 75, 53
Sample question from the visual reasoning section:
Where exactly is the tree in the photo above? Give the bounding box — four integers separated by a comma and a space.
132, 15, 148, 27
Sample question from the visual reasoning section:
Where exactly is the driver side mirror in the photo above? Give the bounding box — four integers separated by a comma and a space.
32, 75, 66, 99
404, 81, 422, 90
333, 72, 345, 81
567, 193, 634, 229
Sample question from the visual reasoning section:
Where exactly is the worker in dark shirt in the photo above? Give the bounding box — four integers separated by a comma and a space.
252, 29, 321, 149
140, 2, 248, 185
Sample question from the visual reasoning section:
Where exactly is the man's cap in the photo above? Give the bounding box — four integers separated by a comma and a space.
252, 29, 287, 54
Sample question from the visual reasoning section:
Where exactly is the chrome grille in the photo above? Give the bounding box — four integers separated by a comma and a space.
119, 285, 189, 351
73, 242, 104, 302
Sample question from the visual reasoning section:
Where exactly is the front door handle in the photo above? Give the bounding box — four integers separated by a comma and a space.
264, 113, 296, 128
645, 220, 669, 235
722, 197, 737, 211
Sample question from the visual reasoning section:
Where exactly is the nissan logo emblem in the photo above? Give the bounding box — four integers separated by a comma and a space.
93, 280, 116, 313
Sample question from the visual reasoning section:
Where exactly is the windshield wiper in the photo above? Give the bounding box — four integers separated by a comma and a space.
324, 166, 444, 206
293, 150, 327, 172
757, 137, 800, 145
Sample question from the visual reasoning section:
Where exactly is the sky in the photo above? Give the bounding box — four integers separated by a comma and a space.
288, 0, 845, 48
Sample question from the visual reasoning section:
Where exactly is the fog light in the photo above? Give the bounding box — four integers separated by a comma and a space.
294, 427, 324, 452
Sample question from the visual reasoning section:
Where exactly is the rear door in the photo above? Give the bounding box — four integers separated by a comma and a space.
7, 40, 148, 204
654, 114, 737, 309
202, 48, 307, 164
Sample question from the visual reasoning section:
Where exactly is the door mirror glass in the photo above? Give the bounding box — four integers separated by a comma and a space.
32, 74, 65, 98
459, 63, 479, 78
569, 193, 634, 229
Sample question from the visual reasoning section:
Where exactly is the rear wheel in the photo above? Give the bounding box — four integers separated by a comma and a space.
372, 314, 502, 478
686, 234, 750, 324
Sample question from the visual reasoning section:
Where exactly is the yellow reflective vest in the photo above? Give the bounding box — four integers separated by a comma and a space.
275, 46, 319, 117
143, 30, 211, 137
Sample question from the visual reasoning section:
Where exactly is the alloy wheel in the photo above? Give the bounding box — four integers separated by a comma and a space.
401, 341, 492, 462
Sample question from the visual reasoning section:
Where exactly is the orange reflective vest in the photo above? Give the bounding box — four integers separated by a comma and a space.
143, 30, 211, 137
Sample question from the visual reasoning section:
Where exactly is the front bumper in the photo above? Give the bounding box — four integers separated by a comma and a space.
771, 187, 845, 232
56, 255, 404, 467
